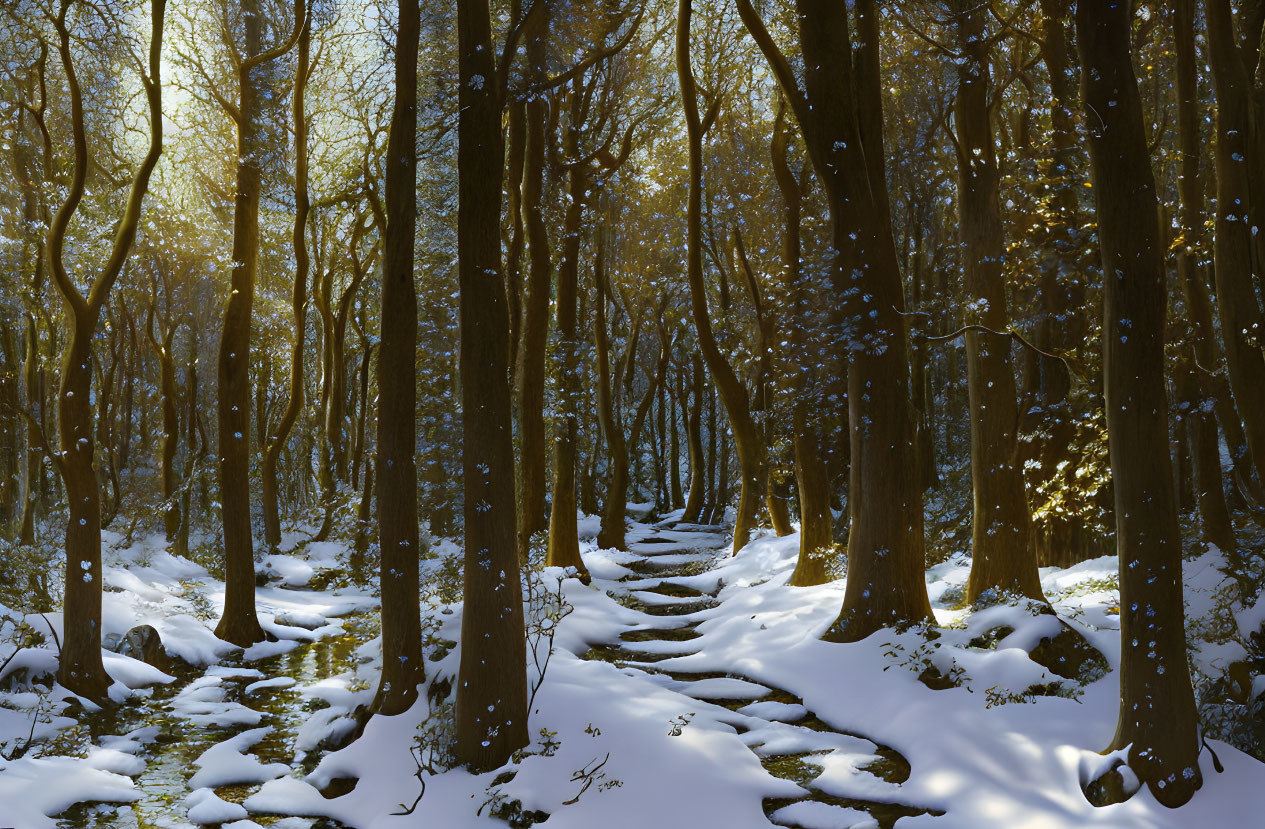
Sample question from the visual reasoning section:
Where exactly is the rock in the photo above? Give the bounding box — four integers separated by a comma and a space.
113, 624, 170, 672
1030, 624, 1108, 682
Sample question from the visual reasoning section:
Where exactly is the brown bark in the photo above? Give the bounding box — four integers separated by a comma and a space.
261, 14, 312, 550
514, 2, 552, 561
46, 0, 166, 701
214, 0, 302, 648
682, 354, 706, 523
1172, 0, 1235, 551
594, 230, 631, 550
1077, 2, 1202, 806
455, 0, 529, 770
952, 2, 1044, 603
771, 105, 834, 586
1203, 0, 1265, 487
739, 0, 931, 638
679, 0, 767, 555
669, 379, 684, 509
373, 0, 423, 716
144, 298, 182, 551
546, 119, 590, 575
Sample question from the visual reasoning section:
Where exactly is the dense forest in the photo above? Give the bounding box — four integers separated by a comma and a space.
1, 0, 1264, 826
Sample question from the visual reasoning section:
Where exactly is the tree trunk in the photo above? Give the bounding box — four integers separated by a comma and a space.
678, 3, 766, 552
953, 1, 1044, 603
215, 0, 296, 647
1172, 0, 1235, 551
771, 105, 835, 586
373, 0, 423, 716
260, 12, 311, 550
739, 0, 931, 638
47, 0, 166, 700
455, 0, 529, 771
514, 2, 553, 561
1203, 0, 1265, 488
595, 230, 631, 550
145, 317, 181, 551
669, 378, 684, 509
546, 136, 589, 576
1077, 2, 1202, 806
682, 355, 706, 523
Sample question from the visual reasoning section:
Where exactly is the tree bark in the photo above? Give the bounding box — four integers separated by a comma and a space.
594, 229, 632, 550
144, 305, 182, 552
1077, 2, 1202, 806
373, 0, 424, 716
1172, 0, 1235, 551
739, 0, 931, 638
1203, 0, 1265, 488
952, 1, 1044, 603
214, 0, 301, 647
771, 105, 834, 586
679, 0, 766, 554
514, 2, 553, 561
546, 117, 590, 576
47, 0, 166, 700
455, 0, 529, 770
682, 354, 706, 523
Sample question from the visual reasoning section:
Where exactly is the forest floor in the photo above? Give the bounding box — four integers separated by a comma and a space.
2, 513, 1264, 828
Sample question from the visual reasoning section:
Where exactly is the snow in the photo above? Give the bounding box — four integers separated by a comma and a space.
1, 521, 1262, 827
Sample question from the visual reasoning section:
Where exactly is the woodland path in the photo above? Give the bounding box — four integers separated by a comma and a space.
587, 519, 943, 829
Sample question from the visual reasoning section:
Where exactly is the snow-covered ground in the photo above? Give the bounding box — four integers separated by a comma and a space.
2, 516, 1263, 828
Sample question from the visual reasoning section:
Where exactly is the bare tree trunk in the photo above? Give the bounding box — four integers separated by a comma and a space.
215, 0, 300, 647
514, 2, 553, 561
771, 105, 834, 585
740, 0, 931, 639
144, 307, 182, 552
1077, 2, 1202, 805
47, 0, 166, 700
1203, 0, 1265, 487
455, 0, 529, 770
1172, 0, 1235, 551
373, 0, 423, 716
952, 1, 1044, 603
260, 10, 311, 550
679, 3, 767, 552
594, 230, 631, 550
682, 355, 706, 523
546, 116, 589, 575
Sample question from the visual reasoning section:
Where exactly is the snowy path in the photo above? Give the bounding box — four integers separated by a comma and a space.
587, 520, 941, 828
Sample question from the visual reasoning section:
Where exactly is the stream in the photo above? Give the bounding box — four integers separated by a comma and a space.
55, 574, 376, 829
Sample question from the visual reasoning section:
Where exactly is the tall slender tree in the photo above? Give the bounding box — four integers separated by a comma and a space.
738, 0, 932, 638
44, 0, 166, 700
1077, 0, 1202, 806
214, 0, 303, 647
454, 0, 529, 770
373, 0, 423, 716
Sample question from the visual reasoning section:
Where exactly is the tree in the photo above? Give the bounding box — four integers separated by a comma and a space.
214, 0, 304, 648
1076, 0, 1202, 806
738, 0, 932, 639
44, 0, 166, 701
679, 0, 769, 556
1203, 0, 1265, 489
770, 104, 833, 586
946, 1, 1044, 603
372, 0, 423, 717
259, 3, 311, 550
1171, 0, 1235, 552
454, 0, 529, 770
